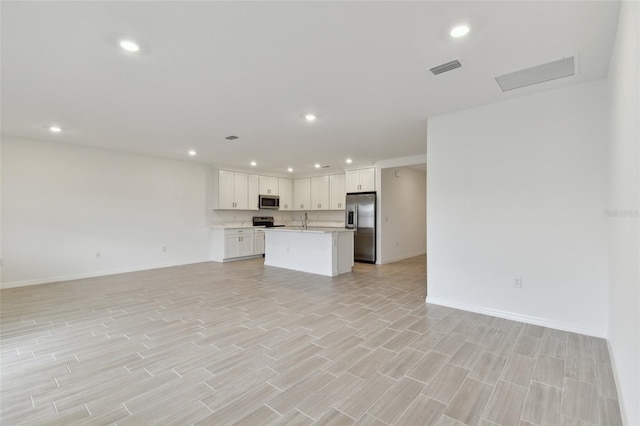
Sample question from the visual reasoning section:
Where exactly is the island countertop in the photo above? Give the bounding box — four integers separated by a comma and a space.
262, 227, 354, 234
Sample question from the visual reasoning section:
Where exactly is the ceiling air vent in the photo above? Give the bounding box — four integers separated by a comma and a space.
430, 59, 462, 75
225, 135, 239, 141
495, 56, 575, 92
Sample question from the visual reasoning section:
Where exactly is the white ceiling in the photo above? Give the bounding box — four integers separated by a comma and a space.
1, 1, 620, 175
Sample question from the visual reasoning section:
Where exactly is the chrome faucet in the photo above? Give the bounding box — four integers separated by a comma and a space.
303, 212, 308, 230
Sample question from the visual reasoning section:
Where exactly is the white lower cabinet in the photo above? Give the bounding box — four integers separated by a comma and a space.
212, 228, 260, 262
255, 229, 265, 255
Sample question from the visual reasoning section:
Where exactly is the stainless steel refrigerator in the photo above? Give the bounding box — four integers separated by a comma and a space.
345, 192, 376, 263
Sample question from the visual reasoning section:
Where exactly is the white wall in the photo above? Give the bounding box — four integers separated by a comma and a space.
426, 81, 609, 337
380, 167, 426, 263
606, 2, 640, 424
1, 136, 212, 288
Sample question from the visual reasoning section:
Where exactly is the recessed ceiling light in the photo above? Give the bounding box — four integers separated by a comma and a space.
188, 150, 197, 156
314, 163, 321, 168
49, 126, 62, 133
346, 158, 353, 164
250, 161, 257, 166
450, 25, 470, 38
287, 167, 293, 172
305, 114, 317, 122
119, 39, 140, 52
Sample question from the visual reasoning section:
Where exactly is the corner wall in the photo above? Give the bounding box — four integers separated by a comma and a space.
426, 81, 609, 337
606, 1, 640, 423
1, 136, 212, 288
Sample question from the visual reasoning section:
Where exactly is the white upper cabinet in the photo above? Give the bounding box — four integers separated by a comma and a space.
217, 170, 236, 209
310, 176, 330, 210
278, 178, 293, 211
215, 170, 258, 210
293, 178, 311, 210
218, 170, 248, 209
329, 174, 346, 210
346, 168, 375, 193
259, 175, 279, 195
247, 174, 259, 210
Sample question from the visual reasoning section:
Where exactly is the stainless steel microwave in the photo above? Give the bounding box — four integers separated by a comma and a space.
258, 194, 280, 210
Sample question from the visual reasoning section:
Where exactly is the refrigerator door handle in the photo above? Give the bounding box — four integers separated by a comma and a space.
354, 205, 358, 234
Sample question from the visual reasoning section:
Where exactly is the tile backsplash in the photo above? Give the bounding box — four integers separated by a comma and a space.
211, 209, 345, 227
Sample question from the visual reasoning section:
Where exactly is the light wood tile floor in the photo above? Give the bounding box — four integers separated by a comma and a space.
1, 256, 623, 425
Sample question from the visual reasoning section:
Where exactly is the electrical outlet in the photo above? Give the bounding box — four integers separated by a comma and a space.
96, 252, 102, 258
513, 277, 522, 288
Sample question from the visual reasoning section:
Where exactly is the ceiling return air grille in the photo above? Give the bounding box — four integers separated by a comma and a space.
430, 59, 462, 75
495, 56, 575, 92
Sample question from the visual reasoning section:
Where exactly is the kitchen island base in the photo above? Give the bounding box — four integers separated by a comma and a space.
264, 228, 354, 277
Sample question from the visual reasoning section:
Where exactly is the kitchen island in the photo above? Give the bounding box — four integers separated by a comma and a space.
263, 227, 355, 277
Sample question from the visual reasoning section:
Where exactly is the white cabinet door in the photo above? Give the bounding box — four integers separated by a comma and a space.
239, 234, 255, 256
259, 176, 279, 195
247, 174, 259, 210
278, 178, 293, 211
254, 230, 265, 254
218, 170, 252, 209
345, 168, 375, 193
233, 172, 249, 210
329, 174, 346, 210
359, 168, 375, 192
218, 170, 236, 209
224, 229, 255, 258
294, 178, 311, 210
345, 170, 361, 193
311, 176, 330, 210
224, 234, 240, 258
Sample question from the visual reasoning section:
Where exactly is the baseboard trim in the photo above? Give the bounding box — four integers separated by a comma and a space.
425, 296, 607, 338
219, 255, 263, 263
0, 259, 210, 289
606, 339, 629, 425
380, 251, 426, 265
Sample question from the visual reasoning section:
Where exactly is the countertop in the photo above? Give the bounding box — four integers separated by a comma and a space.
263, 227, 354, 234
212, 221, 346, 230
